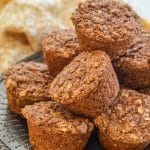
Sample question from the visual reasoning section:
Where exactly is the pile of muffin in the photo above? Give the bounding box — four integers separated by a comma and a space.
4, 0, 150, 150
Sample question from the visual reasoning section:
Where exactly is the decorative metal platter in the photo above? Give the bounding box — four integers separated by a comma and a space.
0, 52, 102, 150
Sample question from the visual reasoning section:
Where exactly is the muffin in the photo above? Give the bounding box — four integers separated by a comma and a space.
71, 0, 142, 59
49, 50, 119, 118
94, 88, 150, 150
4, 62, 54, 115
42, 29, 81, 76
22, 101, 94, 150
113, 31, 150, 89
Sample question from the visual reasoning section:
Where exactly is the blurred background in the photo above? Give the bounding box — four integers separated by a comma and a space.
0, 0, 150, 73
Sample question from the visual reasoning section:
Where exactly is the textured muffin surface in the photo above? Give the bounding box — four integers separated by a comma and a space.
42, 29, 80, 75
4, 62, 54, 115
22, 101, 94, 150
95, 88, 150, 150
72, 0, 142, 58
113, 31, 150, 88
49, 50, 119, 118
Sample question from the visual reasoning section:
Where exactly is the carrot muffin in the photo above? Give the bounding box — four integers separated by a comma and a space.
49, 50, 119, 118
42, 29, 80, 76
22, 101, 94, 150
4, 62, 54, 115
94, 88, 150, 150
113, 31, 150, 89
71, 0, 142, 59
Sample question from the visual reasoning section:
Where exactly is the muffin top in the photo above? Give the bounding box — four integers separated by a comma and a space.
72, 0, 141, 42
42, 29, 79, 57
95, 88, 150, 144
49, 50, 114, 104
114, 31, 150, 68
116, 32, 150, 64
4, 62, 53, 99
22, 101, 93, 134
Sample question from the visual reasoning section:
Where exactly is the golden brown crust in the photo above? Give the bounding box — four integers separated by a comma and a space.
71, 0, 142, 59
49, 50, 119, 118
113, 31, 150, 89
42, 29, 81, 76
4, 62, 54, 115
94, 88, 150, 150
22, 101, 94, 150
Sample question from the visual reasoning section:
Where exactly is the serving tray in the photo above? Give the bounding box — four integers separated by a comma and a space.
0, 52, 102, 150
